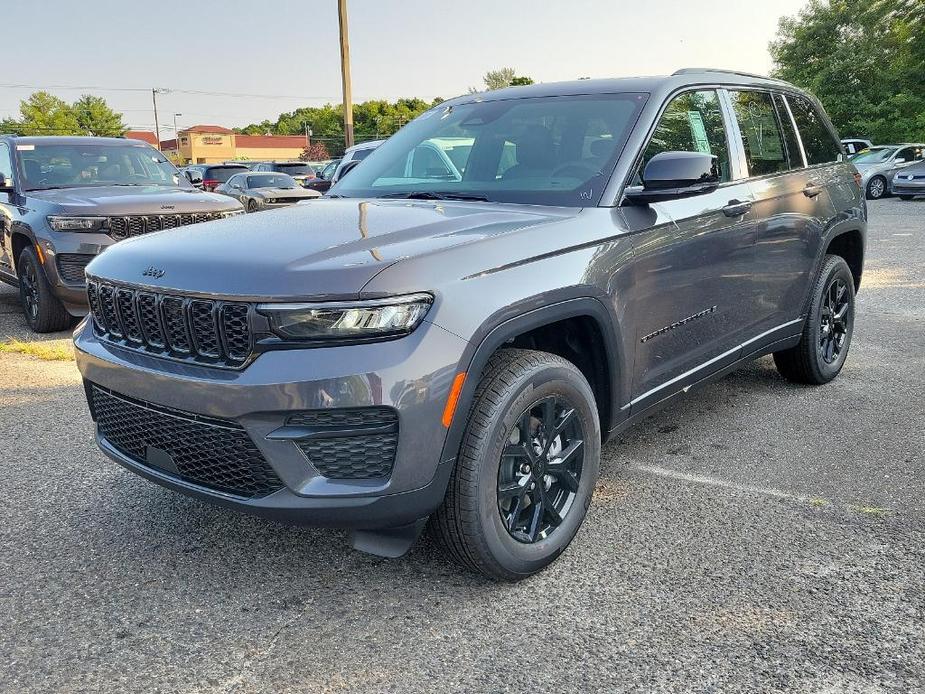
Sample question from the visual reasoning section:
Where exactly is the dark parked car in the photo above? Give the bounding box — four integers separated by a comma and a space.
183, 163, 250, 192
0, 136, 243, 332
215, 172, 322, 211
252, 161, 317, 187
303, 159, 340, 194
75, 70, 865, 579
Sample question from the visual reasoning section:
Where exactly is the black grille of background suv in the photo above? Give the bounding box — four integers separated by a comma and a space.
86, 280, 253, 367
89, 384, 283, 498
108, 212, 226, 240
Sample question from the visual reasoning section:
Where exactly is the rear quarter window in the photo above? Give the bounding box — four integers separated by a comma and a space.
786, 95, 842, 166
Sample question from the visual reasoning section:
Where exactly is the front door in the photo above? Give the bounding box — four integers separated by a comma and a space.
625, 89, 758, 412
0, 143, 15, 276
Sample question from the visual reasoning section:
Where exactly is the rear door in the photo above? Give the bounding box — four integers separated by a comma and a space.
626, 89, 759, 411
727, 89, 837, 345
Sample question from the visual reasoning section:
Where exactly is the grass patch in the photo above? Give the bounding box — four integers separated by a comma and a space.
0, 338, 74, 361
853, 505, 891, 516
809, 497, 829, 508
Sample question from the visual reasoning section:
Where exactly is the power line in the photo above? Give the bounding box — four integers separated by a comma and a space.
0, 83, 339, 100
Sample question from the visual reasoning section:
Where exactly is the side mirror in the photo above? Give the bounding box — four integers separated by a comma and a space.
336, 159, 361, 181
0, 173, 14, 193
185, 170, 203, 187
624, 151, 720, 205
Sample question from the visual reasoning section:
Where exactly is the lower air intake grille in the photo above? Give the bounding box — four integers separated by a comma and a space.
289, 408, 399, 480
56, 253, 95, 284
90, 384, 283, 498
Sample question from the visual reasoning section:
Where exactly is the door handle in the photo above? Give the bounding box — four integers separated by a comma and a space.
722, 199, 752, 217
803, 183, 823, 198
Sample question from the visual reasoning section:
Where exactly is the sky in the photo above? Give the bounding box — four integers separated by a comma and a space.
6, 0, 808, 135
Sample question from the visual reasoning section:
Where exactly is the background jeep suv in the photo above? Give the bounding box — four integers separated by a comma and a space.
75, 71, 865, 579
0, 136, 243, 332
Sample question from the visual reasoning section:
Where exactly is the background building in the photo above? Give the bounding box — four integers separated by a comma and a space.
160, 125, 309, 164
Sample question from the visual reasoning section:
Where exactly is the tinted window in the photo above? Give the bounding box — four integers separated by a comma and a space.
787, 95, 841, 165
640, 89, 731, 182
273, 162, 314, 176
773, 93, 805, 168
204, 166, 247, 182
729, 91, 788, 176
246, 174, 297, 189
352, 148, 374, 161
334, 94, 647, 207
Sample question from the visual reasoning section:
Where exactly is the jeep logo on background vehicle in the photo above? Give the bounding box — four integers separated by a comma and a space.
0, 135, 245, 333
72, 69, 865, 580
142, 266, 165, 279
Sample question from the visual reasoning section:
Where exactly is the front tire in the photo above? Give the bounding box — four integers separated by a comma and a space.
247, 199, 258, 213
432, 349, 601, 581
866, 175, 887, 200
17, 246, 72, 333
774, 255, 855, 385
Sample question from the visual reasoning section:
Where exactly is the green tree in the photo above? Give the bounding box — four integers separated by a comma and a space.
6, 91, 81, 135
510, 76, 535, 86
468, 68, 534, 92
770, 0, 925, 142
73, 94, 126, 136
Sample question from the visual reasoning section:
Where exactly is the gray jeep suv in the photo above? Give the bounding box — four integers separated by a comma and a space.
74, 70, 866, 579
0, 136, 243, 332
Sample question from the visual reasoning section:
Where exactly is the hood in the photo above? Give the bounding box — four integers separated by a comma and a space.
27, 185, 241, 215
86, 198, 578, 300
852, 162, 889, 175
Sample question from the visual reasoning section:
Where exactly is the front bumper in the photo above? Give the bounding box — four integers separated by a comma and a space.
36, 230, 113, 316
74, 318, 468, 529
891, 178, 925, 196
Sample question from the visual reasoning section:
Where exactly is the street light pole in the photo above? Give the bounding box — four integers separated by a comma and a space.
338, 0, 354, 150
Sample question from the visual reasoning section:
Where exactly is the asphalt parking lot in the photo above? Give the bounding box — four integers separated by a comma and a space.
1, 199, 923, 693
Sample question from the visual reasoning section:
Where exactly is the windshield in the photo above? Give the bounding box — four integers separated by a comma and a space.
246, 174, 297, 189
850, 147, 896, 163
331, 93, 648, 206
274, 163, 315, 175
18, 142, 180, 191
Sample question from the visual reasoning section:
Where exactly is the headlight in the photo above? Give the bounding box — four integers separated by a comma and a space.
47, 216, 106, 231
257, 293, 433, 341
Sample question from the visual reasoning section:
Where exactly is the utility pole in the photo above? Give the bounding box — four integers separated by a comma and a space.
152, 89, 162, 150
338, 0, 354, 149
173, 113, 182, 162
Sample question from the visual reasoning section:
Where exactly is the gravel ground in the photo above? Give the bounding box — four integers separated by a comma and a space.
1, 199, 923, 693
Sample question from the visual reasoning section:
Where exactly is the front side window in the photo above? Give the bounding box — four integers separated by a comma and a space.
639, 90, 731, 183
333, 93, 648, 207
728, 91, 789, 177
18, 143, 179, 191
895, 146, 924, 163
0, 144, 13, 183
787, 94, 841, 166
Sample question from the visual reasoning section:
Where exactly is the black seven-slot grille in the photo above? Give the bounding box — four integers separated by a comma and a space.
288, 407, 399, 480
108, 212, 226, 240
89, 384, 283, 498
86, 279, 253, 366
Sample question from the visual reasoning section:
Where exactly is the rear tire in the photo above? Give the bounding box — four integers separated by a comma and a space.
866, 175, 887, 200
432, 348, 601, 581
17, 246, 72, 333
773, 255, 855, 385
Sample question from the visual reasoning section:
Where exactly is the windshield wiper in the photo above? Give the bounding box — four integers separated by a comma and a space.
377, 191, 490, 202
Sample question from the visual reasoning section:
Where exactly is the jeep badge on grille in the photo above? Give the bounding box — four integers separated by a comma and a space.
142, 266, 165, 278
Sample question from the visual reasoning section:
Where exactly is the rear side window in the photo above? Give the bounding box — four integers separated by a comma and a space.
787, 95, 841, 165
728, 91, 788, 177
641, 90, 731, 183
772, 94, 805, 169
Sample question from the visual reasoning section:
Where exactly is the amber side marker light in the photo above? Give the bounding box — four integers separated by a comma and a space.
442, 372, 467, 428
34, 244, 45, 264
853, 171, 863, 188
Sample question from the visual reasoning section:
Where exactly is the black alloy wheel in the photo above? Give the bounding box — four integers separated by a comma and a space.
19, 257, 39, 322
497, 396, 584, 544
819, 276, 850, 364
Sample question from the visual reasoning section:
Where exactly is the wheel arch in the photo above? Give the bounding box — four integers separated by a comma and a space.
438, 297, 625, 466
824, 227, 864, 291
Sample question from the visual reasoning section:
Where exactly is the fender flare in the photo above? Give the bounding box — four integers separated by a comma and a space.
801, 220, 866, 315
438, 296, 625, 465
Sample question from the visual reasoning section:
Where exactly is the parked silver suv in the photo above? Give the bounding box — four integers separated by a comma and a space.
75, 70, 865, 579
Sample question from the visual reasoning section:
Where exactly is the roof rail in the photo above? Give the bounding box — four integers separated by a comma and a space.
672, 67, 782, 81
